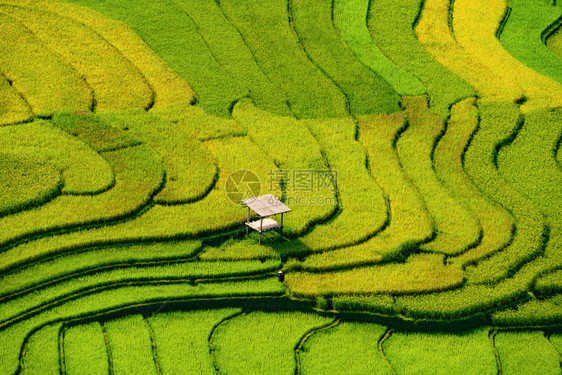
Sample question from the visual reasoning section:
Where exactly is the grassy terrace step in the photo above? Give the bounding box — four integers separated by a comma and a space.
0, 241, 202, 298
415, 0, 523, 102
491, 294, 562, 326
172, 0, 291, 117
286, 116, 388, 254
300, 321, 391, 374
383, 328, 497, 374
99, 110, 218, 205
399, 97, 481, 255
463, 102, 547, 284
453, 0, 562, 112
546, 24, 562, 59
0, 136, 276, 272
64, 0, 246, 117
0, 259, 280, 325
297, 113, 433, 271
0, 120, 114, 195
147, 308, 241, 374
104, 315, 159, 375
63, 321, 109, 375
0, 4, 153, 112
493, 331, 561, 374
333, 0, 426, 96
21, 0, 196, 109
20, 323, 61, 375
219, 0, 348, 119
0, 153, 62, 217
212, 311, 333, 374
534, 269, 562, 295
290, 0, 400, 115
0, 145, 164, 251
0, 72, 32, 126
367, 0, 475, 115
285, 253, 464, 297
0, 12, 92, 116
496, 108, 562, 286
234, 100, 337, 237
438, 99, 514, 266
500, 0, 562, 85
199, 238, 280, 261
0, 279, 285, 374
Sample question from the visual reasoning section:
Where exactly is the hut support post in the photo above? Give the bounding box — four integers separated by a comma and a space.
280, 213, 284, 234
246, 207, 250, 236
259, 217, 263, 245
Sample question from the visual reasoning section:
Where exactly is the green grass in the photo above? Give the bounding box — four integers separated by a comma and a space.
0, 145, 164, 250
63, 321, 108, 375
219, 0, 349, 118
0, 241, 202, 298
0, 4, 153, 112
442, 99, 514, 266
171, 0, 291, 117
0, 259, 280, 325
0, 72, 32, 126
20, 323, 61, 375
64, 0, 246, 117
550, 333, 562, 355
546, 25, 562, 59
383, 328, 497, 375
463, 102, 547, 284
290, 0, 400, 115
367, 0, 475, 115
398, 97, 481, 255
499, 0, 562, 85
199, 237, 279, 261
0, 120, 114, 195
0, 152, 62, 216
99, 110, 218, 204
0, 279, 285, 374
298, 113, 433, 271
147, 308, 241, 374
491, 295, 562, 326
104, 315, 159, 375
494, 331, 561, 375
29, 0, 196, 110
285, 253, 464, 297
534, 269, 562, 295
0, 12, 92, 116
213, 311, 333, 374
333, 0, 426, 96
300, 321, 392, 374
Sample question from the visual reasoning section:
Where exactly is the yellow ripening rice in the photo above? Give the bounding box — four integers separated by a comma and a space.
453, 0, 562, 111
0, 73, 33, 126
416, 0, 523, 102
0, 4, 153, 112
0, 12, 93, 117
18, 0, 196, 109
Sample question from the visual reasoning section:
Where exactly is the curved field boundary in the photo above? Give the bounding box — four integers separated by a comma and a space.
298, 113, 433, 271
0, 145, 165, 251
62, 321, 109, 375
333, 0, 426, 96
546, 23, 562, 59
453, 0, 562, 112
463, 102, 547, 284
0, 4, 154, 113
172, 0, 292, 117
367, 0, 475, 115
233, 100, 337, 237
398, 97, 481, 255
0, 72, 33, 126
61, 0, 247, 117
491, 295, 562, 326
437, 99, 514, 266
294, 318, 340, 374
19, 0, 196, 110
290, 0, 400, 116
500, 0, 562, 85
19, 323, 62, 375
415, 0, 523, 102
218, 0, 349, 119
0, 121, 115, 195
0, 12, 93, 116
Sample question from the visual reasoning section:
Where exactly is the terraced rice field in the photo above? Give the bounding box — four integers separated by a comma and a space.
0, 0, 561, 373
